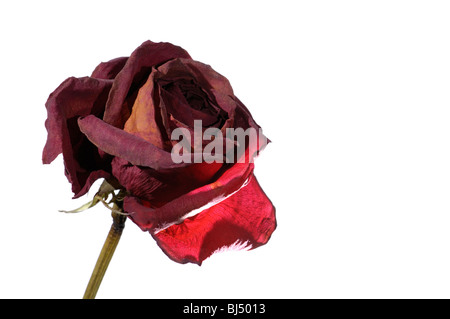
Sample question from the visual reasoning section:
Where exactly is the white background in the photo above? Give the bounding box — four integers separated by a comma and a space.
1, 0, 450, 299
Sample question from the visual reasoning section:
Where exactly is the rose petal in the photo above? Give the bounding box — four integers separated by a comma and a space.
43, 76, 114, 198
156, 58, 238, 125
111, 157, 223, 205
78, 115, 190, 170
151, 175, 276, 265
91, 57, 129, 80
160, 82, 221, 128
75, 170, 111, 199
232, 96, 262, 131
123, 70, 168, 150
225, 96, 271, 163
111, 157, 164, 201
122, 161, 254, 232
156, 58, 234, 101
103, 41, 191, 129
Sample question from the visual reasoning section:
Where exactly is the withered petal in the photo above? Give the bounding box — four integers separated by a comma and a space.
43, 76, 113, 197
78, 115, 190, 170
91, 57, 129, 80
112, 156, 223, 205
123, 70, 168, 150
103, 41, 191, 129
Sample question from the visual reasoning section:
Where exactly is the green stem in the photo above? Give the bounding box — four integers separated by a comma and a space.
83, 210, 127, 299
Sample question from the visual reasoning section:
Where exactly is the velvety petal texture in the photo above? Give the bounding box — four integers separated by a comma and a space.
152, 175, 276, 265
43, 40, 276, 265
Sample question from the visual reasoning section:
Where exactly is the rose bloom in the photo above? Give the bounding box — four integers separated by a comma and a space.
43, 40, 276, 265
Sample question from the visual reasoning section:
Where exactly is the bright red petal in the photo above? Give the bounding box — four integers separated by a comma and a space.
151, 175, 276, 265
122, 161, 254, 232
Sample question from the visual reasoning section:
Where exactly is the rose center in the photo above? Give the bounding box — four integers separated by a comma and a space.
161, 79, 228, 128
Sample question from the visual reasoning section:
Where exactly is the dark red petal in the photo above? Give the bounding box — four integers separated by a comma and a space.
91, 57, 129, 80
157, 58, 234, 99
78, 115, 189, 170
160, 84, 220, 128
233, 96, 262, 131
226, 95, 271, 163
111, 157, 164, 201
43, 77, 114, 197
103, 41, 191, 129
122, 161, 254, 232
111, 157, 223, 205
75, 170, 111, 198
156, 58, 237, 116
151, 175, 276, 265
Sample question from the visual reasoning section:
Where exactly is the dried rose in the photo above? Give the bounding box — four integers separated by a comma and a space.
43, 40, 276, 265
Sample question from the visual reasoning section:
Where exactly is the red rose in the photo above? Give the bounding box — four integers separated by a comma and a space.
43, 40, 276, 265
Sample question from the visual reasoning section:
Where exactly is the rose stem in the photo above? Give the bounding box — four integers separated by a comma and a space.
83, 208, 127, 299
